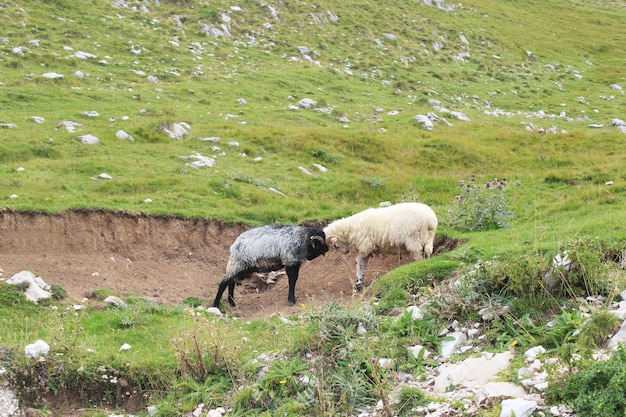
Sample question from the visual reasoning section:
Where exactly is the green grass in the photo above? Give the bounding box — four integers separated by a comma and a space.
1, 0, 626, 415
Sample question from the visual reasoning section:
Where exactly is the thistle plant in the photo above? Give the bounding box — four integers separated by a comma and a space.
447, 175, 515, 231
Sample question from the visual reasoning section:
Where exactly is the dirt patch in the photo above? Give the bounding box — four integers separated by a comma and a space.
0, 209, 458, 319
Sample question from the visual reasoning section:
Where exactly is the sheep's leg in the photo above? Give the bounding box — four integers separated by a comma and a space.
286, 264, 301, 305
355, 255, 370, 292
227, 280, 236, 306
213, 278, 232, 308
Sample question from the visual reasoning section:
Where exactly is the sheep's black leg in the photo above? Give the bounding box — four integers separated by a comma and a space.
213, 278, 230, 308
227, 280, 236, 306
286, 264, 301, 305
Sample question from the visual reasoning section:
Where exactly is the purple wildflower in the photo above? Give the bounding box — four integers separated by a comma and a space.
485, 182, 491, 188
459, 179, 465, 187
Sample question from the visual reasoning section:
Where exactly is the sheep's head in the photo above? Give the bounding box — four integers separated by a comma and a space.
306, 233, 329, 260
326, 235, 350, 255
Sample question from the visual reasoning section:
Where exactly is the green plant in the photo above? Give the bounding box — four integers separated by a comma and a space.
396, 386, 429, 416
447, 176, 515, 231
545, 346, 626, 417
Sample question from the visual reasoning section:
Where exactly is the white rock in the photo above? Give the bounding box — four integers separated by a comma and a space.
31, 116, 45, 123
378, 358, 394, 369
98, 173, 113, 180
180, 153, 216, 168
116, 130, 134, 141
25, 340, 50, 359
413, 114, 434, 130
434, 351, 513, 392
74, 51, 97, 59
79, 134, 100, 145
6, 271, 52, 303
42, 72, 64, 79
523, 346, 546, 361
206, 307, 223, 316
440, 331, 467, 359
500, 398, 537, 417
475, 382, 527, 405
104, 296, 127, 308
298, 98, 317, 109
298, 166, 313, 176
200, 137, 220, 142
312, 163, 327, 172
406, 305, 423, 320
119, 343, 132, 352
408, 344, 431, 360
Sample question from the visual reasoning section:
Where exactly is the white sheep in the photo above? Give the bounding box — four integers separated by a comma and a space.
323, 202, 438, 291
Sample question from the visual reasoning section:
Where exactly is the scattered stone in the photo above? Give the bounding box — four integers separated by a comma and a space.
206, 307, 223, 316
298, 98, 317, 109
116, 130, 135, 141
180, 152, 216, 168
25, 340, 50, 359
79, 134, 100, 145
160, 122, 190, 139
0, 123, 18, 129
119, 343, 132, 352
104, 296, 126, 308
434, 351, 513, 392
6, 271, 52, 303
42, 72, 64, 79
31, 116, 45, 124
500, 398, 537, 417
73, 51, 97, 59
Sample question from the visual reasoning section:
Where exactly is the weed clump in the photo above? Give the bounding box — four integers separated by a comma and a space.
447, 175, 516, 231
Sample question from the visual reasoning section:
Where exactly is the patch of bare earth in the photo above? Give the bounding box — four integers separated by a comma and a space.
0, 209, 458, 319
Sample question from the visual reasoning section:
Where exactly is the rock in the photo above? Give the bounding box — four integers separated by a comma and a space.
180, 153, 216, 168
523, 346, 546, 362
79, 134, 100, 145
206, 307, 223, 316
25, 340, 50, 359
104, 296, 127, 308
406, 305, 423, 320
434, 351, 513, 392
41, 72, 64, 79
160, 122, 190, 139
413, 114, 434, 130
475, 382, 526, 405
408, 344, 431, 360
500, 398, 537, 417
6, 271, 52, 303
116, 130, 134, 141
440, 331, 467, 358
298, 98, 317, 109
119, 343, 132, 352
606, 320, 626, 349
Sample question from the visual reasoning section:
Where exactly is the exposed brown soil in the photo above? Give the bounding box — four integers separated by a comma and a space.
0, 209, 457, 319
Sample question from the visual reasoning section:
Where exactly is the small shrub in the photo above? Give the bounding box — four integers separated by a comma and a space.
447, 176, 515, 231
396, 386, 429, 416
546, 346, 626, 417
361, 176, 385, 189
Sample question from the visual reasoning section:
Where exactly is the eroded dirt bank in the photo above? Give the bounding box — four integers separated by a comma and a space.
0, 209, 445, 318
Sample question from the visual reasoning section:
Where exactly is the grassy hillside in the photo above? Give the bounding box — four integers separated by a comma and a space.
1, 0, 624, 227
